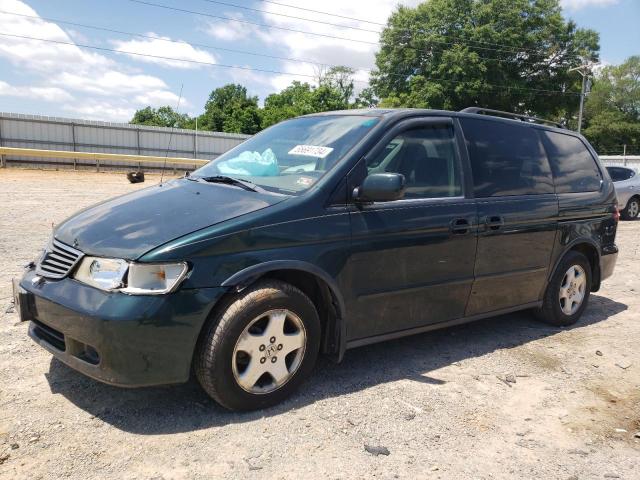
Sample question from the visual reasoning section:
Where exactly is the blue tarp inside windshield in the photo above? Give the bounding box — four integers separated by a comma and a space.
217, 148, 279, 177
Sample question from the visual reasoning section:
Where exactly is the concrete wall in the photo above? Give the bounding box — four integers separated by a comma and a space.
599, 155, 640, 170
0, 112, 250, 171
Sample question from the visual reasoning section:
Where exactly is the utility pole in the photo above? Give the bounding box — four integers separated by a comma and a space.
569, 63, 593, 134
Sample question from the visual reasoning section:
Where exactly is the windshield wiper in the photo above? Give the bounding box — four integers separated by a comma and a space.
197, 175, 258, 192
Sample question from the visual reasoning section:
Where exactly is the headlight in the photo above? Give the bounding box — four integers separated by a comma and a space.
74, 257, 128, 290
74, 257, 187, 295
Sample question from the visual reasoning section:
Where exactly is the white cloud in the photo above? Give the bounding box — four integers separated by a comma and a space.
252, 0, 419, 96
54, 71, 169, 96
112, 34, 216, 69
134, 89, 185, 106
0, 1, 111, 72
207, 21, 248, 42
61, 101, 136, 122
205, 13, 274, 43
0, 80, 74, 101
0, 0, 187, 121
561, 0, 619, 10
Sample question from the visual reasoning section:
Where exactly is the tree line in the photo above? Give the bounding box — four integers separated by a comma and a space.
131, 66, 365, 135
130, 0, 639, 155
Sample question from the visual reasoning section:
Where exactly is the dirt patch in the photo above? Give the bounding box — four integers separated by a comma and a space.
512, 345, 564, 372
566, 384, 640, 443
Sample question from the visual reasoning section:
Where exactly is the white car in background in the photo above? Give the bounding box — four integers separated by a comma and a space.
606, 166, 640, 220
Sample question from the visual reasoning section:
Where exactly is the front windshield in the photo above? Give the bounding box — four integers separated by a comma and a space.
192, 115, 379, 194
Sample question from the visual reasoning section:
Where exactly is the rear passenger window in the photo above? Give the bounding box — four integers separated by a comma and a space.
460, 118, 554, 197
541, 131, 601, 193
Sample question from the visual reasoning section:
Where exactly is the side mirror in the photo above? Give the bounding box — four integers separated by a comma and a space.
353, 173, 406, 203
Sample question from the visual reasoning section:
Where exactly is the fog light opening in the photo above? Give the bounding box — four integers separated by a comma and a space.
78, 345, 100, 365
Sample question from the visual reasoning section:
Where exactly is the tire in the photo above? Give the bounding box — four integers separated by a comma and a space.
195, 280, 321, 411
621, 196, 639, 220
535, 251, 592, 327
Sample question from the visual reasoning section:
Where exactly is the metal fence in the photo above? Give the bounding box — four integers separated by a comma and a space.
0, 112, 250, 171
2, 112, 637, 173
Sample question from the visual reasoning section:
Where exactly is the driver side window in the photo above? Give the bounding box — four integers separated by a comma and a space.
366, 125, 462, 199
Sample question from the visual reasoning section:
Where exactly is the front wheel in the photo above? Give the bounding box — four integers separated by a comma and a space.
621, 197, 639, 220
535, 251, 592, 327
195, 280, 320, 411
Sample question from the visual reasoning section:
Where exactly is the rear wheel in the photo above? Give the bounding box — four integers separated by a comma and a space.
195, 280, 320, 411
535, 251, 591, 326
621, 196, 639, 220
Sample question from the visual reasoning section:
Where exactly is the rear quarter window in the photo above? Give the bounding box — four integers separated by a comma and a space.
606, 166, 635, 182
540, 131, 602, 193
460, 117, 554, 197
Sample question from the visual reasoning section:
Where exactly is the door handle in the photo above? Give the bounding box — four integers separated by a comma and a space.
450, 217, 470, 235
485, 215, 504, 231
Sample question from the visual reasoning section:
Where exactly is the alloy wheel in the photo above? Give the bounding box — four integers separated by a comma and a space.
559, 265, 587, 316
232, 309, 306, 394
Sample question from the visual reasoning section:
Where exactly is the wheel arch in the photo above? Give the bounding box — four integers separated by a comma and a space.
220, 261, 347, 361
549, 239, 601, 293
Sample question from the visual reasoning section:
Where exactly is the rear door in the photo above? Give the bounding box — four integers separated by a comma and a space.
345, 117, 478, 340
459, 117, 559, 315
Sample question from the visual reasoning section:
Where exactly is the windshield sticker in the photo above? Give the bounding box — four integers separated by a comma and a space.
288, 145, 334, 158
361, 118, 378, 127
296, 176, 314, 187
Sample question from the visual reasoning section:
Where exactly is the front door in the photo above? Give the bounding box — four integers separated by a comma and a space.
459, 117, 559, 315
345, 117, 478, 341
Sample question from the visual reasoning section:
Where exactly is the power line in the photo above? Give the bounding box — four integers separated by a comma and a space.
197, 0, 381, 33
0, 10, 335, 69
258, 0, 584, 62
205, 0, 588, 61
0, 32, 580, 96
258, 0, 385, 26
0, 9, 585, 95
0, 32, 317, 79
0, 10, 566, 70
127, 0, 587, 62
128, 0, 378, 45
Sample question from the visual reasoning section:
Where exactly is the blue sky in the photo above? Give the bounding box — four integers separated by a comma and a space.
0, 0, 638, 122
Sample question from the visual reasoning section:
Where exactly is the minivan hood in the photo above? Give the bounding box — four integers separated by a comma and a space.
54, 178, 286, 259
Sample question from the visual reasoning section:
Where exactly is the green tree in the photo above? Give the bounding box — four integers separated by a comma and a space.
198, 84, 262, 134
353, 87, 379, 108
583, 56, 640, 154
261, 81, 348, 128
130, 106, 193, 129
320, 66, 356, 105
371, 0, 599, 118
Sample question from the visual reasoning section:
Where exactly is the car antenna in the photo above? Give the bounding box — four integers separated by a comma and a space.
159, 83, 184, 186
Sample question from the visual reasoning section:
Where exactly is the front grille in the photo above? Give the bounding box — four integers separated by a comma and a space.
36, 238, 83, 279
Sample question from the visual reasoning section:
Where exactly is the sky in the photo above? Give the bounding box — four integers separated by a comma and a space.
0, 0, 638, 122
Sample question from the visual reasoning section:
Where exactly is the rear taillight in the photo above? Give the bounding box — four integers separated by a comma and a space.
613, 205, 620, 223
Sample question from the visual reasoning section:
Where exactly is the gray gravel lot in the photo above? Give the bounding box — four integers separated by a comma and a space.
1, 169, 639, 479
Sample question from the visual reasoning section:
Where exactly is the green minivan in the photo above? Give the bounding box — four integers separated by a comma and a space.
14, 108, 619, 410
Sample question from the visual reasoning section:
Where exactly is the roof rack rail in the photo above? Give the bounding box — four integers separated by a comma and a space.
460, 107, 566, 129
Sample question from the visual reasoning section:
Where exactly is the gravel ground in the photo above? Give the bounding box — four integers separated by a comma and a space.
1, 169, 639, 479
